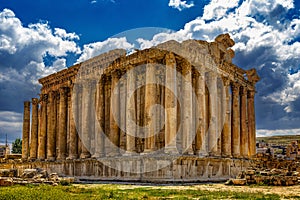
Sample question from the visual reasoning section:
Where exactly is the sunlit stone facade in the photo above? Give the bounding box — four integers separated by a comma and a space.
20, 34, 259, 182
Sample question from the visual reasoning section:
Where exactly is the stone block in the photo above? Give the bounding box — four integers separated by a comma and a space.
231, 178, 247, 185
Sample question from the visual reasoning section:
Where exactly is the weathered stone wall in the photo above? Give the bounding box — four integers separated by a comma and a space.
0, 157, 249, 183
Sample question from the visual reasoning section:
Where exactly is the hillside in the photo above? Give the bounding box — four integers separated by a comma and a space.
257, 135, 300, 146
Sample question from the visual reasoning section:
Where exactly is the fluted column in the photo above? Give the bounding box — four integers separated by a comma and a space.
195, 70, 207, 156
182, 61, 193, 155
22, 101, 30, 160
109, 72, 120, 156
164, 53, 178, 154
80, 83, 91, 158
30, 98, 39, 160
125, 68, 137, 155
143, 61, 157, 153
248, 90, 256, 157
67, 86, 78, 159
57, 87, 68, 160
221, 78, 231, 157
93, 79, 105, 158
47, 91, 56, 161
207, 72, 218, 156
240, 86, 249, 157
231, 82, 240, 158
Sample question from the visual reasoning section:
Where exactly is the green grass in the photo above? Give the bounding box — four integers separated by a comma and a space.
0, 184, 282, 200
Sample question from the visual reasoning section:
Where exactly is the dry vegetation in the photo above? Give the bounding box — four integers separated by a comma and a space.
257, 135, 300, 146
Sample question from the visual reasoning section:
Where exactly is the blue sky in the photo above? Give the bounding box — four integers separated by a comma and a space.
0, 0, 300, 144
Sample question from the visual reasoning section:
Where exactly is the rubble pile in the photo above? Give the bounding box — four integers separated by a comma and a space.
227, 154, 300, 186
0, 168, 74, 186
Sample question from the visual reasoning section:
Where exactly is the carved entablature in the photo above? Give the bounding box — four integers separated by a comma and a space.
38, 64, 80, 93
246, 68, 260, 85
38, 35, 259, 94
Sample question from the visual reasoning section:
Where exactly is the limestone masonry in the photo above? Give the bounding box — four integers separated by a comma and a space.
17, 34, 259, 182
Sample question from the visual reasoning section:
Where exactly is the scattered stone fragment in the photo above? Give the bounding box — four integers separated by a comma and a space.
227, 153, 300, 186
0, 168, 75, 186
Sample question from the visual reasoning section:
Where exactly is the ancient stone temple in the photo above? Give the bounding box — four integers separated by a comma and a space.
19, 34, 259, 182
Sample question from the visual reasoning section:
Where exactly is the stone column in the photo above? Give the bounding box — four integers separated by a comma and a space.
93, 79, 105, 158
194, 70, 207, 156
38, 94, 47, 160
207, 72, 218, 156
221, 78, 231, 157
47, 91, 56, 161
57, 87, 68, 160
67, 86, 78, 159
109, 72, 120, 156
181, 61, 193, 155
240, 86, 249, 157
80, 82, 91, 158
164, 53, 178, 154
30, 98, 39, 160
143, 61, 157, 153
22, 101, 30, 160
231, 82, 240, 158
125, 68, 137, 155
74, 84, 82, 158
248, 90, 256, 157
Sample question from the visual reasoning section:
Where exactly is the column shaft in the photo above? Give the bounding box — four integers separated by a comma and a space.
22, 101, 30, 160
143, 62, 157, 153
68, 87, 78, 159
125, 68, 137, 154
248, 90, 256, 157
207, 72, 218, 155
240, 86, 249, 157
231, 83, 240, 157
37, 94, 47, 160
81, 83, 91, 158
182, 61, 193, 155
57, 87, 68, 160
30, 98, 39, 160
109, 73, 120, 156
47, 91, 56, 161
93, 80, 105, 158
164, 53, 178, 154
195, 70, 207, 156
221, 78, 231, 157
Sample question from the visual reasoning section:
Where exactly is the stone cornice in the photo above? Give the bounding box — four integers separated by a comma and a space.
38, 37, 258, 93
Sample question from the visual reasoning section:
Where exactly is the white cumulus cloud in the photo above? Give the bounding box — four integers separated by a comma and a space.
0, 8, 82, 139
77, 37, 134, 62
168, 0, 194, 11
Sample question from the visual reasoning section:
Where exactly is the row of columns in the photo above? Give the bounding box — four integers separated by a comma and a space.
22, 53, 257, 160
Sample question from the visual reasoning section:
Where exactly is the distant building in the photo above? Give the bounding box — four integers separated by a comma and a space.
0, 145, 10, 158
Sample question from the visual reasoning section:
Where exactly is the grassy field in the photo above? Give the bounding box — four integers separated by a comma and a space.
0, 183, 289, 200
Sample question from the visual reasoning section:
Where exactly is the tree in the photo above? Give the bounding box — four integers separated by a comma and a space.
12, 138, 22, 154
